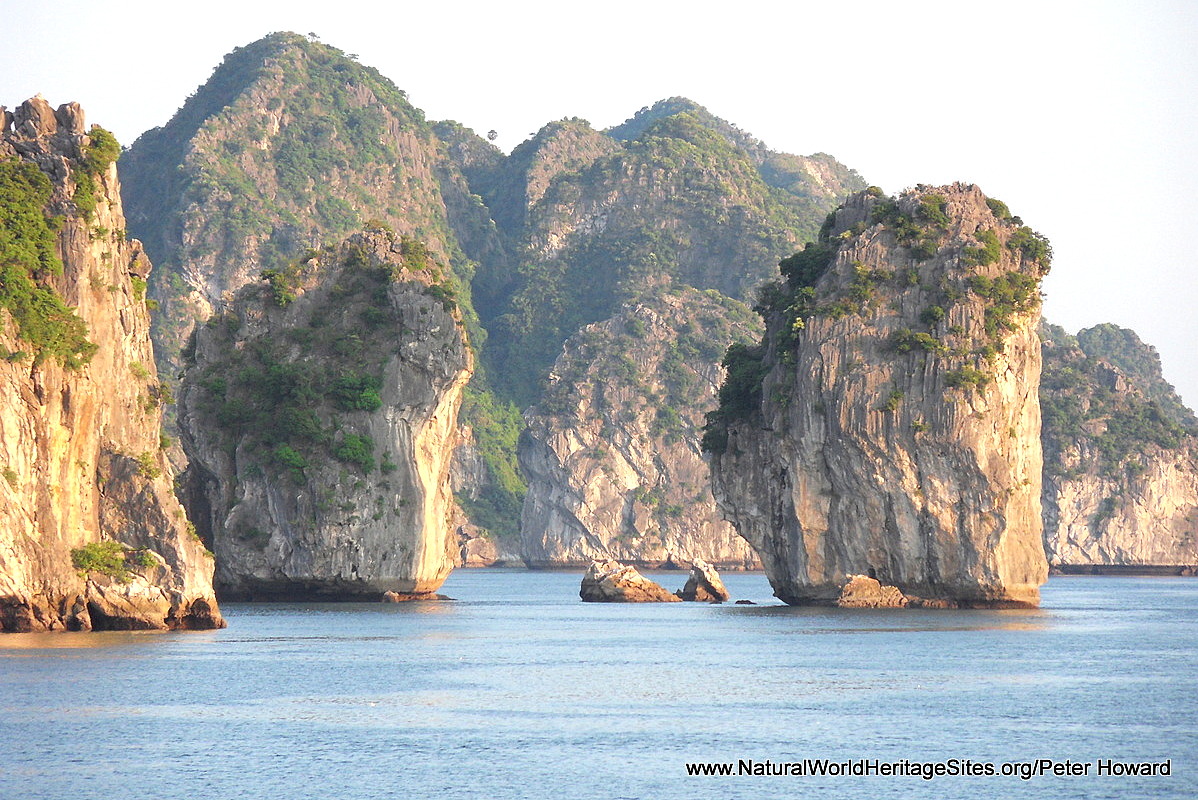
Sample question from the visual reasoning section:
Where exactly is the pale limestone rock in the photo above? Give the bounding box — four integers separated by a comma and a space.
1045, 447, 1198, 566
178, 231, 473, 600
711, 185, 1049, 608
54, 102, 85, 135
677, 558, 730, 602
0, 99, 222, 632
1040, 326, 1198, 568
520, 287, 762, 569
580, 559, 681, 602
16, 95, 56, 138
456, 524, 522, 567
836, 575, 908, 608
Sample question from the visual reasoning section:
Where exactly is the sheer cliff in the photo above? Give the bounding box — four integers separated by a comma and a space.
519, 286, 762, 568
121, 31, 519, 559
178, 230, 472, 599
118, 35, 865, 567
1041, 323, 1198, 568
708, 185, 1051, 607
0, 97, 222, 631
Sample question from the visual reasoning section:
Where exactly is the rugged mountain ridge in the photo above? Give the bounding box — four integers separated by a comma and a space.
121, 31, 522, 556
476, 107, 866, 405
123, 34, 866, 571
179, 229, 471, 599
0, 97, 222, 631
709, 185, 1051, 606
1041, 323, 1198, 568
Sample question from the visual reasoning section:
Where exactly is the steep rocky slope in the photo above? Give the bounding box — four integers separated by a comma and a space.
178, 229, 471, 598
119, 36, 865, 565
0, 97, 222, 631
1041, 323, 1198, 568
121, 32, 521, 555
457, 100, 865, 406
122, 32, 486, 369
708, 185, 1052, 606
520, 286, 761, 568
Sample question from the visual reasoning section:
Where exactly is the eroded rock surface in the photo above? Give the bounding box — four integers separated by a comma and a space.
579, 559, 680, 602
709, 185, 1051, 608
179, 230, 472, 599
1041, 323, 1198, 568
0, 98, 222, 631
520, 287, 762, 569
676, 559, 731, 602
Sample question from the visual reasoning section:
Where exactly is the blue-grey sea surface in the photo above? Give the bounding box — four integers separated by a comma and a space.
1, 572, 1194, 799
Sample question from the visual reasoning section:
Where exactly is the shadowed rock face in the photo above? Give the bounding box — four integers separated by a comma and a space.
676, 559, 730, 602
178, 231, 472, 600
0, 97, 222, 631
709, 184, 1051, 608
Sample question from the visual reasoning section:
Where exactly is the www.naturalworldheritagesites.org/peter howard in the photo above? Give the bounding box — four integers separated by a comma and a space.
685, 757, 1173, 780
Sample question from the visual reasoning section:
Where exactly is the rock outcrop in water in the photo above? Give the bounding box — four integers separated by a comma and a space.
0, 97, 222, 631
178, 230, 472, 599
708, 184, 1051, 607
579, 559, 680, 602
1040, 323, 1198, 569
676, 559, 731, 602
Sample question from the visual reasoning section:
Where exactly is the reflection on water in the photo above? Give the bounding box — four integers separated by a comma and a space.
0, 573, 1195, 800
0, 629, 181, 651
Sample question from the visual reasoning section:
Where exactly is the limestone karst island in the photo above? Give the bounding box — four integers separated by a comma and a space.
3, 32, 1196, 630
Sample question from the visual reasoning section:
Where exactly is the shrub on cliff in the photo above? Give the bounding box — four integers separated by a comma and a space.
0, 159, 97, 369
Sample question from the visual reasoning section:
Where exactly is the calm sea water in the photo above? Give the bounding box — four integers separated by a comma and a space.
1, 572, 1195, 800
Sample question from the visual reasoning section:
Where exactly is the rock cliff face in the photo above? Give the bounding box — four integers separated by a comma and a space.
121, 32, 520, 551
709, 185, 1051, 607
1041, 324, 1198, 567
0, 97, 222, 631
178, 230, 472, 598
520, 286, 761, 568
473, 101, 866, 406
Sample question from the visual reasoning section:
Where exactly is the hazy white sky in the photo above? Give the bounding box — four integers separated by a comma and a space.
6, 0, 1197, 404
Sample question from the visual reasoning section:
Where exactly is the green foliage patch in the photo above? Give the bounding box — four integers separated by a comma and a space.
1041, 323, 1195, 477
702, 343, 768, 454
0, 159, 97, 369
456, 385, 527, 540
190, 248, 413, 480
72, 127, 120, 220
71, 541, 156, 583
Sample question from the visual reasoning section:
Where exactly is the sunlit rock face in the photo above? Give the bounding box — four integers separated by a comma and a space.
1040, 323, 1198, 570
178, 231, 472, 600
0, 98, 222, 631
710, 185, 1050, 608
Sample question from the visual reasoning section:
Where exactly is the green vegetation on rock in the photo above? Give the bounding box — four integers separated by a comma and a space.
186, 233, 453, 481
72, 126, 120, 220
0, 158, 97, 369
1041, 322, 1195, 477
457, 387, 526, 540
479, 106, 862, 406
71, 541, 155, 583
